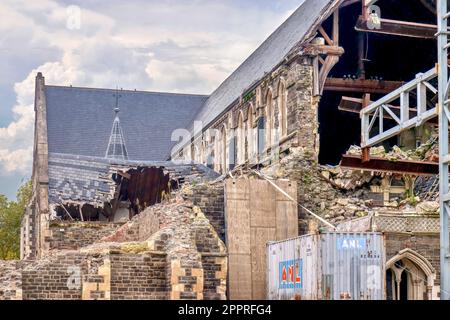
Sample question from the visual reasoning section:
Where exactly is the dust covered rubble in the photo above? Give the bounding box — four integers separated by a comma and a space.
346, 132, 438, 162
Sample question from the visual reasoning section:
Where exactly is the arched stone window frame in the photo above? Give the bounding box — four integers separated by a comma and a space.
386, 248, 436, 300
218, 123, 228, 174
193, 143, 201, 163
237, 109, 245, 165
205, 129, 215, 169
265, 87, 274, 148
278, 78, 288, 138
247, 102, 256, 161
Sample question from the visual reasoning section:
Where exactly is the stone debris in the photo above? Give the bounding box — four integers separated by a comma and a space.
415, 201, 440, 215
320, 165, 373, 190
346, 133, 438, 162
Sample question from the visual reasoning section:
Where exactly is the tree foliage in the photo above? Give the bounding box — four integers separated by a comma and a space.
0, 180, 32, 260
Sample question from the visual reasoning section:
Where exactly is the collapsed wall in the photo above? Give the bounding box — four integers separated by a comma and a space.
1, 196, 227, 300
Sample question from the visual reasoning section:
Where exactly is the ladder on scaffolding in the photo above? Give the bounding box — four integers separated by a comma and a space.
359, 0, 450, 300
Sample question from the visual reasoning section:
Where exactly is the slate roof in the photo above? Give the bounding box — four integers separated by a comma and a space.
48, 153, 219, 206
44, 0, 340, 160
190, 0, 340, 136
45, 86, 208, 161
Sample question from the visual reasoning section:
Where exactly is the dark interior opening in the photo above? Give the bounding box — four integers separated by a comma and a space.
318, 0, 437, 165
400, 268, 409, 300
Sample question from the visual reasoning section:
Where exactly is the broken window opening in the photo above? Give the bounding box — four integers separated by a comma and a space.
318, 2, 437, 165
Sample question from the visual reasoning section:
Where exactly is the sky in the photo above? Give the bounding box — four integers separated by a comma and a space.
0, 0, 304, 200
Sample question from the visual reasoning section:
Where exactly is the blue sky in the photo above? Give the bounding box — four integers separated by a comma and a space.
0, 0, 304, 200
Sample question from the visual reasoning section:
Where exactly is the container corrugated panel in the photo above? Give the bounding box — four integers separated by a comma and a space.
267, 232, 385, 300
267, 234, 320, 300
320, 232, 385, 300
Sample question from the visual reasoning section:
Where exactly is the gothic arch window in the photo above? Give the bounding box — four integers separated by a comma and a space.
278, 80, 287, 137
265, 89, 273, 147
237, 110, 245, 165
201, 139, 206, 164
386, 249, 436, 300
257, 116, 266, 156
247, 103, 255, 161
207, 132, 215, 169
220, 124, 227, 173
192, 142, 201, 163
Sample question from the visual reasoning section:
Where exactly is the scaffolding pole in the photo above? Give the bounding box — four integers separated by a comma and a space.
438, 0, 450, 301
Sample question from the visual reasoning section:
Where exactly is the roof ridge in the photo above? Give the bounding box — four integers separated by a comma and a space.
44, 84, 210, 98
187, 0, 338, 136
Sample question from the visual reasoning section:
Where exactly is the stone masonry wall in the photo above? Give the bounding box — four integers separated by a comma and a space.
182, 182, 225, 242
7, 247, 170, 300
22, 252, 89, 300
47, 221, 123, 251
384, 233, 441, 285
201, 255, 227, 300
110, 252, 167, 300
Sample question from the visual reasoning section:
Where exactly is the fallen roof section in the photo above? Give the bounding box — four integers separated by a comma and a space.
48, 153, 219, 209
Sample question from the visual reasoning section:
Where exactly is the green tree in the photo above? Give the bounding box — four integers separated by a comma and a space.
0, 180, 32, 260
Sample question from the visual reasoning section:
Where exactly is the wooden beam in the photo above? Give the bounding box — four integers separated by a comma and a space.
302, 44, 345, 56
364, 0, 378, 6
361, 94, 371, 163
117, 170, 131, 180
355, 15, 438, 39
319, 56, 340, 95
341, 0, 360, 8
79, 205, 84, 222
324, 78, 404, 94
318, 26, 334, 46
338, 96, 403, 115
333, 10, 339, 46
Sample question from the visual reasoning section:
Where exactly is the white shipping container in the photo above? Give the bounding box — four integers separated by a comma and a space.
267, 232, 385, 300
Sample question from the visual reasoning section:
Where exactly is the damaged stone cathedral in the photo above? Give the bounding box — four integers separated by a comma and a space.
0, 0, 446, 300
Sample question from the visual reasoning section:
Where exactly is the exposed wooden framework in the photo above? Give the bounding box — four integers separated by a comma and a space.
356, 15, 439, 39
324, 78, 404, 94
312, 10, 343, 95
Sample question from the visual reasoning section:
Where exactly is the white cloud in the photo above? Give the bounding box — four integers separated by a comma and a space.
0, 147, 33, 174
0, 0, 299, 180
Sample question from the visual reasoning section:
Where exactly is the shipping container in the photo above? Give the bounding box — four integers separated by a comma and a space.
267, 232, 385, 300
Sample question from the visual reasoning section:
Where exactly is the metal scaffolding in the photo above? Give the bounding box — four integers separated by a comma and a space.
361, 67, 438, 148
437, 0, 450, 301
359, 0, 450, 299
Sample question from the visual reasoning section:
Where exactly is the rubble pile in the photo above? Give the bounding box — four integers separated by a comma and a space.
320, 165, 373, 190
325, 196, 372, 223
415, 201, 440, 215
346, 133, 438, 162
